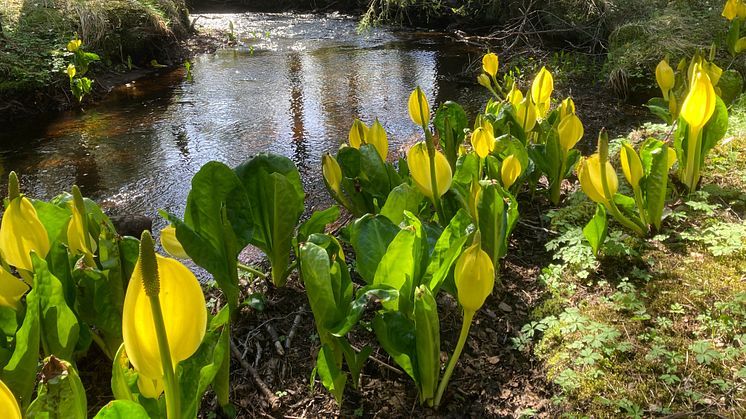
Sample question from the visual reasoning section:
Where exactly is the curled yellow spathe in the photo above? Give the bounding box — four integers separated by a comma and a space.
501, 155, 522, 189
620, 143, 644, 188
368, 118, 389, 160
506, 82, 523, 106
407, 142, 452, 200
515, 97, 537, 133
531, 66, 553, 116
681, 66, 716, 132
557, 114, 584, 153
477, 74, 491, 90
578, 154, 618, 205
348, 119, 368, 149
160, 225, 189, 259
655, 59, 675, 101
67, 64, 76, 79
471, 126, 495, 158
454, 242, 494, 312
723, 0, 746, 20
122, 254, 207, 397
482, 53, 498, 78
66, 202, 96, 258
67, 39, 82, 52
408, 87, 430, 127
0, 379, 21, 419
559, 97, 575, 120
0, 268, 28, 311
0, 196, 50, 273
322, 153, 343, 197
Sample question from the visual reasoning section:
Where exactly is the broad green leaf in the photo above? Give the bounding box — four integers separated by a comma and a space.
453, 153, 479, 186
644, 97, 673, 125
434, 101, 468, 170
330, 285, 399, 337
178, 306, 231, 419
32, 200, 70, 244
26, 356, 86, 419
236, 154, 305, 287
33, 254, 79, 361
422, 209, 471, 294
349, 215, 399, 284
478, 181, 518, 265
0, 307, 18, 367
380, 183, 423, 225
639, 139, 669, 230
717, 69, 743, 105
358, 144, 392, 200
372, 311, 416, 381
701, 97, 728, 163
74, 267, 122, 358
583, 204, 607, 257
336, 146, 361, 178
299, 242, 344, 329
413, 285, 439, 403
339, 341, 371, 390
1, 282, 40, 409
93, 400, 150, 419
297, 206, 340, 244
316, 344, 346, 404
373, 213, 424, 313
727, 18, 741, 56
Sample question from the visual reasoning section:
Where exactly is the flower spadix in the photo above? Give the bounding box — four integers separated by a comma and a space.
656, 59, 675, 101
620, 143, 644, 188
408, 87, 430, 127
123, 231, 206, 398
0, 172, 50, 273
482, 53, 498, 78
0, 379, 21, 419
681, 65, 716, 133
501, 155, 522, 189
160, 225, 189, 259
454, 242, 495, 313
407, 142, 452, 200
558, 114, 584, 153
578, 154, 618, 205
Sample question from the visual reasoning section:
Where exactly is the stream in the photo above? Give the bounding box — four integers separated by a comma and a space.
0, 12, 490, 229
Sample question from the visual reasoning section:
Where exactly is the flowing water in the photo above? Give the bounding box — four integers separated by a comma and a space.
0, 12, 489, 227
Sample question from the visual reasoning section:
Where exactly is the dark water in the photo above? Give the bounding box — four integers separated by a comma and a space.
0, 12, 489, 229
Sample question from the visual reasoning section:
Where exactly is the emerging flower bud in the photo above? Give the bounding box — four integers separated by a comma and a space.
620, 143, 644, 188
454, 242, 495, 312
322, 153, 344, 197
531, 67, 553, 117
514, 97, 537, 133
655, 59, 675, 101
506, 82, 523, 106
0, 193, 50, 273
559, 97, 576, 120
477, 74, 491, 90
348, 119, 368, 149
67, 64, 76, 79
67, 39, 82, 52
408, 87, 430, 127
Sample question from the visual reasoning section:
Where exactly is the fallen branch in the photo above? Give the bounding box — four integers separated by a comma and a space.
230, 340, 280, 411
285, 305, 306, 350
264, 321, 285, 356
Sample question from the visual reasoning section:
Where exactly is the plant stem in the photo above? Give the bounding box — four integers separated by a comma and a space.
434, 309, 474, 409
598, 148, 647, 237
148, 294, 180, 419
632, 185, 648, 228
684, 125, 700, 192
237, 262, 266, 278
423, 120, 446, 223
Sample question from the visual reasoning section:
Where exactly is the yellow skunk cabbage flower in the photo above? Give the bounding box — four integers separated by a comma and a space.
655, 59, 675, 100
0, 197, 50, 273
667, 147, 677, 169
160, 225, 189, 259
471, 126, 495, 158
531, 67, 553, 117
620, 143, 644, 188
558, 114, 584, 153
408, 87, 430, 127
681, 66, 716, 132
506, 82, 523, 106
0, 268, 29, 311
723, 0, 746, 20
348, 119, 368, 149
578, 154, 618, 205
454, 242, 494, 312
515, 97, 537, 133
407, 142, 452, 200
368, 118, 389, 160
322, 153, 343, 197
501, 155, 522, 189
0, 379, 21, 419
477, 74, 491, 90
559, 97, 575, 120
66, 64, 76, 80
122, 252, 207, 398
66, 189, 97, 258
67, 39, 82, 52
482, 53, 498, 78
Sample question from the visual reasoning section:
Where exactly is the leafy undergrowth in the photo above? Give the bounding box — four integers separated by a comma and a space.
517, 103, 746, 417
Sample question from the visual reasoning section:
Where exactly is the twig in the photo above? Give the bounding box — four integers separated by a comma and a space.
350, 345, 403, 375
285, 305, 306, 350
231, 340, 280, 411
254, 341, 262, 368
264, 321, 285, 356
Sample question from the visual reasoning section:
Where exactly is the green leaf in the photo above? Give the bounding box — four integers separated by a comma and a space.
336, 146, 361, 178
93, 400, 150, 418
349, 215, 400, 284
33, 254, 80, 361
434, 101, 468, 170
422, 209, 471, 294
329, 285, 399, 337
639, 139, 669, 230
32, 200, 71, 244
339, 341, 371, 390
372, 311, 416, 381
316, 344, 346, 404
478, 181, 518, 264
235, 154, 305, 287
178, 306, 231, 419
583, 204, 607, 257
380, 183, 423, 225
358, 144, 392, 200
644, 97, 673, 125
110, 344, 136, 401
701, 97, 728, 163
299, 242, 345, 329
727, 18, 741, 56
297, 206, 340, 244
26, 356, 87, 419
373, 213, 424, 313
1, 284, 40, 409
717, 69, 743, 105
413, 285, 439, 403
453, 153, 479, 187
74, 267, 122, 358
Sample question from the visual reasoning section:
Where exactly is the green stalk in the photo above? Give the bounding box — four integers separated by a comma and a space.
632, 185, 648, 228
598, 155, 647, 237
418, 94, 446, 222
237, 262, 266, 278
550, 157, 565, 206
433, 309, 475, 409
684, 125, 700, 192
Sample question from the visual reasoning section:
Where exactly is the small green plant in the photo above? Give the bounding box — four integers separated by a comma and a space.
65, 38, 99, 103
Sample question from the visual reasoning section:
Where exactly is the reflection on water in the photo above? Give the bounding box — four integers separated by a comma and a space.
0, 12, 488, 228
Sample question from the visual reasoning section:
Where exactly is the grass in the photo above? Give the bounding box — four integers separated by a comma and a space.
0, 0, 189, 103
516, 96, 746, 416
